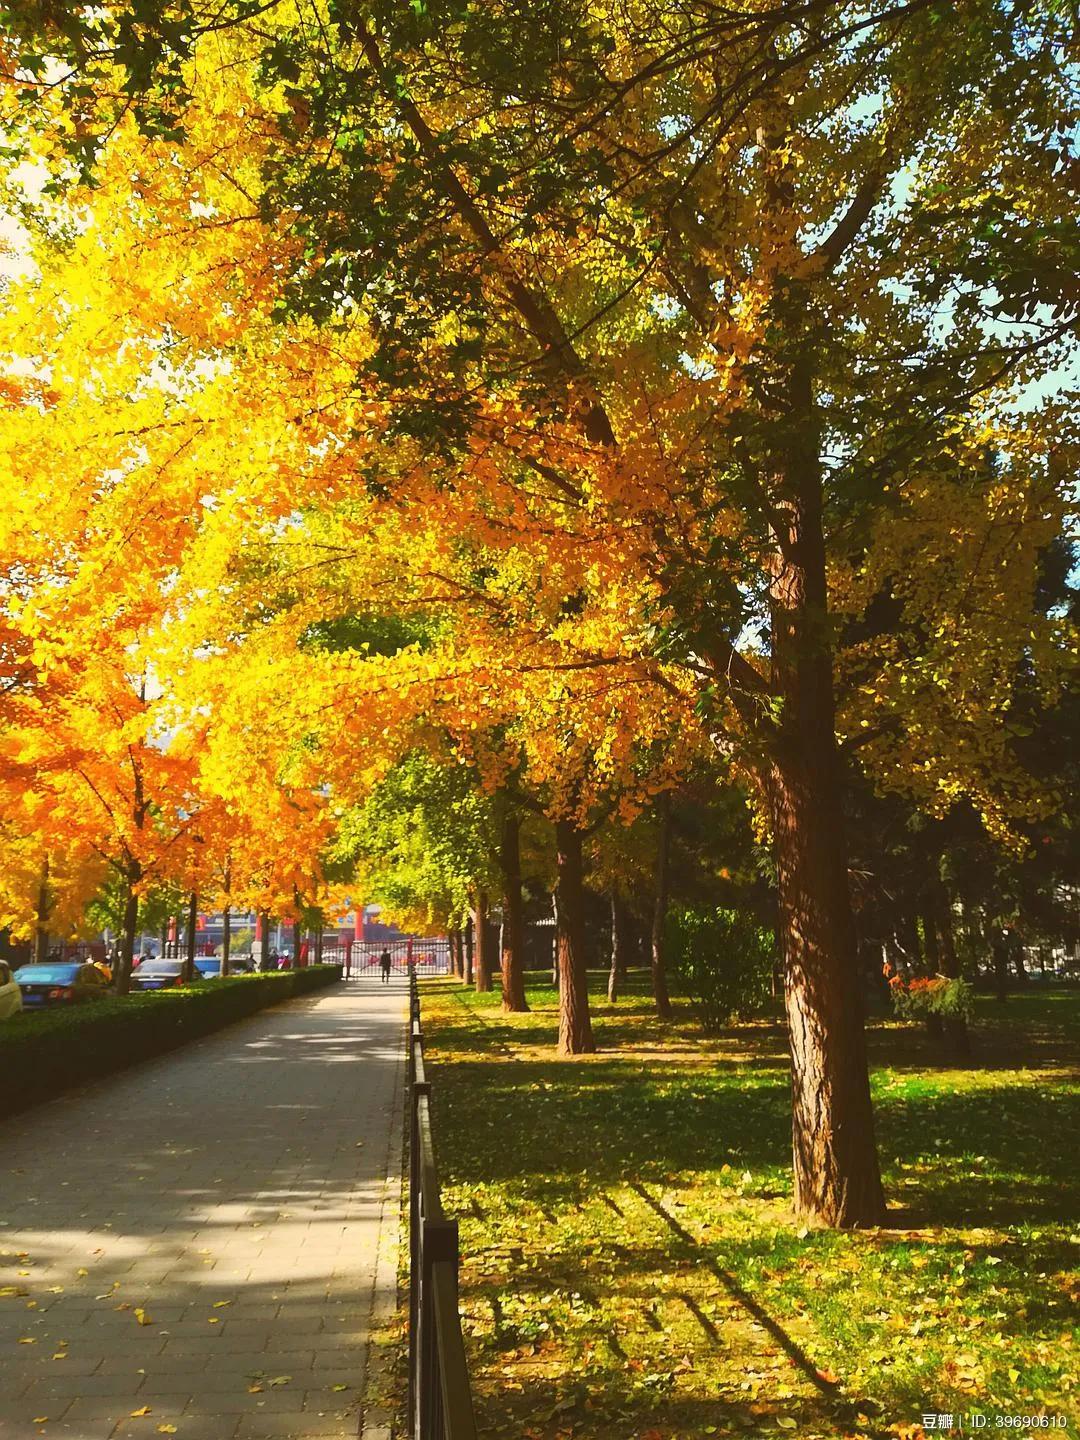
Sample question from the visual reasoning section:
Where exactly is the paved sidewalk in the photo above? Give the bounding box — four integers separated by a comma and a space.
0, 975, 408, 1440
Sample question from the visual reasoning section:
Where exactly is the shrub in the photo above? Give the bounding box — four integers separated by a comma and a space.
0, 965, 342, 1115
666, 905, 776, 1032
888, 973, 974, 1021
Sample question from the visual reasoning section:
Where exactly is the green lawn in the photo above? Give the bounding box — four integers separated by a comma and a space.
417, 973, 1079, 1440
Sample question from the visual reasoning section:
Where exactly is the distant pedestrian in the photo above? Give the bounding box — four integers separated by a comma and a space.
380, 948, 392, 984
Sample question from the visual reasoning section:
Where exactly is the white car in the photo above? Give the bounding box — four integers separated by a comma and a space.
0, 960, 23, 1019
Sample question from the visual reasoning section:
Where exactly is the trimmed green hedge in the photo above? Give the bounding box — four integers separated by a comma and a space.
0, 965, 342, 1115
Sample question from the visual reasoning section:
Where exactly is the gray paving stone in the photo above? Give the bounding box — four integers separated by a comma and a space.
0, 978, 406, 1440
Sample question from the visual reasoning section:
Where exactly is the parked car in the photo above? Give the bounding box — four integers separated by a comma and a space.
193, 956, 252, 979
130, 959, 203, 991
0, 961, 23, 1018
15, 962, 111, 1008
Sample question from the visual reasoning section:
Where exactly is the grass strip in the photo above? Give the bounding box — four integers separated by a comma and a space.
419, 971, 1079, 1440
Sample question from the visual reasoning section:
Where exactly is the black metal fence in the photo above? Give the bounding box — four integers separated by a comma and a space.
320, 938, 452, 976
407, 966, 478, 1440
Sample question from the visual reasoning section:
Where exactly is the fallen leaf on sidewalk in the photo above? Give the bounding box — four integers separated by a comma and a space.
134, 1308, 153, 1325
157, 1427, 177, 1435
130, 1406, 152, 1417
269, 1375, 292, 1387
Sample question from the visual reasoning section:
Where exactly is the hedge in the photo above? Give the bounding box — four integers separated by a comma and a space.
0, 965, 342, 1116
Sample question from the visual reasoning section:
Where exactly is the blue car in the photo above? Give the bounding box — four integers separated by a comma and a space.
15, 962, 111, 1008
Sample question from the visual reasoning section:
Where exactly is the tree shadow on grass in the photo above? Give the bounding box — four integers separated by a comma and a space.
432, 1049, 1080, 1229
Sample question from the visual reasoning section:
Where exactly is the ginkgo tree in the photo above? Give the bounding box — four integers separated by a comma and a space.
6, 0, 1078, 1228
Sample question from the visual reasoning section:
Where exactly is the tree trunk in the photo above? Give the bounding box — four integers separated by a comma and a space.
115, 871, 140, 996
32, 857, 50, 964
650, 796, 673, 1019
473, 892, 493, 993
221, 904, 231, 978
608, 892, 630, 1003
463, 919, 474, 986
551, 891, 560, 988
920, 904, 945, 1045
1013, 940, 1029, 985
181, 891, 197, 983
314, 918, 324, 965
765, 336, 885, 1226
160, 920, 169, 961
292, 918, 302, 970
498, 814, 529, 1012
555, 818, 595, 1055
933, 884, 970, 1061
258, 909, 271, 971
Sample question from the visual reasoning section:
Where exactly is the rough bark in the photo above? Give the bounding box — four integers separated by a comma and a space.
463, 919, 474, 986
650, 796, 673, 1019
292, 918, 302, 969
555, 818, 595, 1055
766, 336, 885, 1226
115, 871, 140, 996
181, 891, 197, 984
608, 892, 630, 1003
473, 892, 493, 992
497, 814, 529, 1012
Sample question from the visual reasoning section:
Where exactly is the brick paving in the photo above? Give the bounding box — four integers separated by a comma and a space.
0, 976, 408, 1440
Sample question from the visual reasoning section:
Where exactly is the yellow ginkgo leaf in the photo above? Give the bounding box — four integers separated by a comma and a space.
157, 1427, 178, 1435
134, 1308, 153, 1326
130, 1406, 152, 1417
